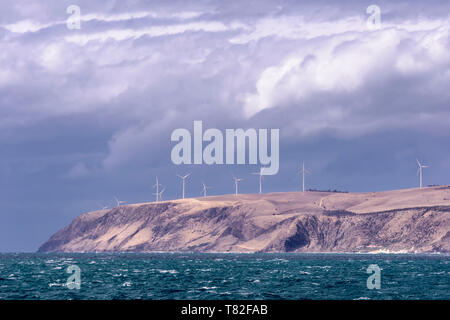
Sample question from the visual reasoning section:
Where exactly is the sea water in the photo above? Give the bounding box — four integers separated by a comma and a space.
0, 253, 448, 300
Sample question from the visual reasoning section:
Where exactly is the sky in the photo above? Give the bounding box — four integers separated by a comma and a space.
0, 0, 449, 252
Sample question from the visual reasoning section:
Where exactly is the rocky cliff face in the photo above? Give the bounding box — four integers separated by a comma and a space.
39, 186, 450, 253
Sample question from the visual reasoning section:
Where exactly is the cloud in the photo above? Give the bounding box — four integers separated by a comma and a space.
3, 19, 53, 33
2, 10, 209, 34
1, 0, 450, 251
243, 20, 450, 139
64, 21, 242, 45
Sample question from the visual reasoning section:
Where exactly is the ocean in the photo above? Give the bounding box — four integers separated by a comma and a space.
0, 253, 448, 300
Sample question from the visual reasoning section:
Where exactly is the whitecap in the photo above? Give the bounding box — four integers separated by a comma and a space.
157, 269, 178, 274
299, 271, 311, 275
268, 258, 289, 263
48, 282, 64, 287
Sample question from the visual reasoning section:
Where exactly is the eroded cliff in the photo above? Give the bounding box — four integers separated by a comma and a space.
39, 186, 450, 253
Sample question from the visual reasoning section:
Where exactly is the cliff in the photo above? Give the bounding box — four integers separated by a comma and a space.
38, 186, 450, 253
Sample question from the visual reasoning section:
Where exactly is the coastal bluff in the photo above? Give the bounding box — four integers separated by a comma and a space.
39, 186, 450, 253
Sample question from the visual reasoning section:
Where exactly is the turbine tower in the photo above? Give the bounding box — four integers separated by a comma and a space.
252, 168, 264, 194
416, 159, 429, 189
299, 161, 311, 192
233, 176, 243, 195
153, 176, 163, 202
177, 173, 191, 199
201, 182, 211, 198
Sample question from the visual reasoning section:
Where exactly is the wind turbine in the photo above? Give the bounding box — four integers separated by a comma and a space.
201, 182, 212, 198
114, 196, 126, 213
298, 161, 311, 192
153, 176, 163, 202
158, 188, 166, 201
416, 159, 429, 189
177, 173, 191, 199
114, 196, 125, 207
233, 175, 244, 195
252, 168, 264, 194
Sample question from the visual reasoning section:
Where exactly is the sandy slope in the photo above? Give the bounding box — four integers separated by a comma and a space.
39, 186, 450, 253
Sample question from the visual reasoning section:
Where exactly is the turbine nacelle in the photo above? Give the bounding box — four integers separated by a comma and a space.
177, 173, 191, 180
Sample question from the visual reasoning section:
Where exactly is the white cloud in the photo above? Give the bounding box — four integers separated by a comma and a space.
243, 20, 450, 126
1, 2, 450, 167
3, 19, 53, 33
64, 21, 241, 45
81, 10, 205, 23
230, 16, 366, 44
230, 14, 448, 44
2, 10, 207, 34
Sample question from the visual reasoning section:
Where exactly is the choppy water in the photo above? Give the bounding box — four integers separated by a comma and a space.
0, 253, 448, 300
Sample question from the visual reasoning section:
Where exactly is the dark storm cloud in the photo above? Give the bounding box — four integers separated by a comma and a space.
0, 0, 449, 251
